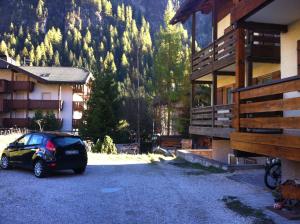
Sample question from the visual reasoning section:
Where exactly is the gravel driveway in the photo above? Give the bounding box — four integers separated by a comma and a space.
0, 154, 297, 224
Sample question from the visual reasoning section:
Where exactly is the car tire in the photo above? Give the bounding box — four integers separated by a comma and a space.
73, 167, 86, 174
34, 160, 48, 178
0, 155, 10, 170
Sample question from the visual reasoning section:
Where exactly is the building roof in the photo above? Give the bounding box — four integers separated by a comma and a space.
170, 0, 212, 25
20, 66, 91, 84
0, 58, 92, 84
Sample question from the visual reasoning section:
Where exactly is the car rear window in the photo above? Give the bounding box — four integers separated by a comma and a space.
53, 137, 83, 147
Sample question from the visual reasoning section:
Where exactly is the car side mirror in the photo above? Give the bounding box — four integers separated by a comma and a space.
9, 143, 15, 148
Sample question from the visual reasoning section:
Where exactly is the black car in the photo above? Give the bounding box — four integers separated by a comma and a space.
0, 132, 88, 178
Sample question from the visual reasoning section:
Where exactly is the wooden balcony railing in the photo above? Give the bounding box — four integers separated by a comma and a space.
192, 30, 235, 79
231, 76, 300, 161
73, 101, 84, 111
191, 28, 281, 80
189, 104, 234, 138
13, 81, 35, 92
73, 85, 84, 94
3, 118, 31, 128
0, 80, 10, 93
3, 118, 63, 129
0, 80, 35, 93
72, 119, 82, 129
4, 100, 63, 111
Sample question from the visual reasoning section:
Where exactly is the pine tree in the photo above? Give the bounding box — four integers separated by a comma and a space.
80, 72, 120, 143
153, 0, 191, 136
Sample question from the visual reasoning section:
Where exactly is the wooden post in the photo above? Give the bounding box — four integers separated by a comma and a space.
190, 82, 195, 124
192, 13, 196, 55
298, 40, 300, 75
212, 72, 217, 128
26, 76, 30, 119
10, 71, 14, 119
246, 30, 253, 86
233, 28, 246, 131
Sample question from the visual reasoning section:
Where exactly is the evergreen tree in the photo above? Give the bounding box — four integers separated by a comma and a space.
153, 0, 191, 136
80, 72, 120, 143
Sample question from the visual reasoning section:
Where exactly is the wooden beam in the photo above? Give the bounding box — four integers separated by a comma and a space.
240, 117, 300, 129
231, 140, 300, 162
216, 71, 235, 76
240, 78, 300, 100
231, 132, 300, 149
237, 21, 288, 33
189, 126, 233, 139
298, 40, 300, 75
233, 28, 245, 130
193, 80, 213, 85
212, 72, 217, 127
231, 0, 274, 24
192, 13, 196, 55
240, 97, 300, 114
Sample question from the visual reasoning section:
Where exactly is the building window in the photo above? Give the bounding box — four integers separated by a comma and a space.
226, 87, 233, 104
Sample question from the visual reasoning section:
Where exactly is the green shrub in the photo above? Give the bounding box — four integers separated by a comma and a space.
101, 135, 117, 154
91, 136, 117, 154
91, 140, 102, 153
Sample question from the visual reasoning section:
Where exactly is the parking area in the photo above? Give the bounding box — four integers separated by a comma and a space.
0, 153, 298, 224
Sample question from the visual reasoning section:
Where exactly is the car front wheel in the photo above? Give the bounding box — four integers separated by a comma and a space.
1, 155, 10, 169
34, 160, 48, 178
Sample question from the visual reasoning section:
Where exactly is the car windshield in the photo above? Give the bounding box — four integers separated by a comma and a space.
53, 137, 83, 147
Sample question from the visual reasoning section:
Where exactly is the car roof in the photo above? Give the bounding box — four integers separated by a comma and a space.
28, 131, 80, 138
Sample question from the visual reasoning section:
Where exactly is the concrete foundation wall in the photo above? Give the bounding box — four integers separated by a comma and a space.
212, 140, 232, 164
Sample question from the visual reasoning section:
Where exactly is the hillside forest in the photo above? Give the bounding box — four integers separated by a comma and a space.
0, 0, 207, 149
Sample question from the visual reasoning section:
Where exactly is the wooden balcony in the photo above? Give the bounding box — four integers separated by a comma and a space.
0, 80, 10, 93
13, 81, 35, 92
73, 85, 84, 94
3, 118, 63, 128
231, 76, 300, 162
189, 104, 234, 139
191, 29, 280, 80
4, 100, 63, 111
72, 119, 82, 129
0, 80, 35, 93
73, 101, 84, 111
3, 118, 31, 128
0, 97, 10, 113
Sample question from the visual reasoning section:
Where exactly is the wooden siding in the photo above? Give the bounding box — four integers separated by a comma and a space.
231, 76, 300, 161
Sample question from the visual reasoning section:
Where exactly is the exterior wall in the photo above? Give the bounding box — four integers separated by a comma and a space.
280, 19, 300, 181
217, 14, 231, 39
61, 85, 73, 132
0, 69, 80, 132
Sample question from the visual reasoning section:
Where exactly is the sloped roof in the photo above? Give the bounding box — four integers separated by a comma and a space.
0, 59, 92, 84
170, 0, 212, 24
20, 66, 91, 84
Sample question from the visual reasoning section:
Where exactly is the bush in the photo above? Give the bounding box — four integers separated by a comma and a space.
91, 140, 102, 153
91, 135, 117, 154
101, 135, 117, 154
30, 110, 61, 131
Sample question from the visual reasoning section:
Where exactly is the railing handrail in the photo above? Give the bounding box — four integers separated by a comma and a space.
233, 75, 300, 93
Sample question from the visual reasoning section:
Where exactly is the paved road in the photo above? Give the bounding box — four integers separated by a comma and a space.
0, 154, 295, 224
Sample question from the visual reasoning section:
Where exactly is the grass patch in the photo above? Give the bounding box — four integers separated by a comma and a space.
222, 196, 275, 224
169, 158, 225, 174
